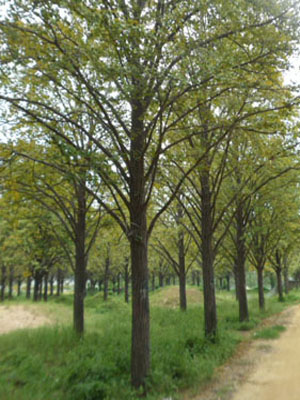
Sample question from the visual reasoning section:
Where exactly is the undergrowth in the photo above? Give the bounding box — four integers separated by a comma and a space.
0, 288, 299, 400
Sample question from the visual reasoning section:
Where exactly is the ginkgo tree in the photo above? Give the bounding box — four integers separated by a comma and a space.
0, 0, 299, 389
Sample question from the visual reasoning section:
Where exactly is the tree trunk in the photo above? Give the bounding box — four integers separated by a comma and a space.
33, 273, 40, 302
124, 258, 129, 304
159, 272, 164, 287
38, 276, 43, 300
226, 274, 230, 291
177, 204, 187, 311
104, 256, 110, 301
60, 277, 64, 294
129, 99, 150, 390
276, 267, 284, 302
43, 271, 49, 302
151, 273, 155, 291
73, 181, 87, 336
8, 269, 14, 299
49, 275, 54, 296
235, 204, 249, 322
192, 270, 196, 285
56, 270, 61, 296
17, 277, 22, 296
196, 271, 201, 287
178, 228, 187, 311
201, 153, 217, 339
130, 209, 150, 390
0, 266, 6, 302
26, 276, 31, 299
283, 255, 289, 294
257, 267, 265, 311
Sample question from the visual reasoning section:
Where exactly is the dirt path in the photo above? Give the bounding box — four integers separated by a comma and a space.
185, 304, 300, 400
231, 304, 300, 400
0, 305, 50, 334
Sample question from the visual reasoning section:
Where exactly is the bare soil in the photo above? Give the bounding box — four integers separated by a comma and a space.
183, 304, 300, 400
0, 305, 50, 334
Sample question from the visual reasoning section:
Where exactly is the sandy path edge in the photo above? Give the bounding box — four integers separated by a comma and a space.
0, 305, 51, 334
182, 304, 299, 400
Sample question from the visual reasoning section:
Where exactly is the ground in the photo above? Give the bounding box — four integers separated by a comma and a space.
184, 304, 300, 400
1, 297, 300, 400
0, 304, 50, 334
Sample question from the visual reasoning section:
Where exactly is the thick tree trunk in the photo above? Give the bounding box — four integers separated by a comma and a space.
257, 267, 265, 311
130, 209, 150, 390
129, 99, 150, 390
73, 181, 87, 336
26, 276, 31, 299
235, 204, 249, 322
201, 154, 217, 339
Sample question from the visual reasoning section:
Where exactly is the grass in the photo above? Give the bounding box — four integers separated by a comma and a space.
254, 325, 286, 340
0, 287, 299, 400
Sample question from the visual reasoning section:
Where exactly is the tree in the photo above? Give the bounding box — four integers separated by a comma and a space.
0, 0, 298, 389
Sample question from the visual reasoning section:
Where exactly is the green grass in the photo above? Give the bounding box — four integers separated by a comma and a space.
254, 325, 286, 340
0, 288, 299, 400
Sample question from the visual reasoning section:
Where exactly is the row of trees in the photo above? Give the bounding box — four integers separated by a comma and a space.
0, 0, 300, 391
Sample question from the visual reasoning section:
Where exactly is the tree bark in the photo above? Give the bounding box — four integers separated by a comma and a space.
60, 277, 64, 294
73, 180, 87, 336
177, 202, 187, 311
124, 258, 129, 304
33, 272, 41, 302
235, 203, 249, 322
104, 256, 110, 301
26, 276, 31, 299
159, 272, 164, 287
17, 277, 22, 296
8, 269, 14, 299
130, 208, 149, 390
283, 255, 289, 294
200, 146, 217, 339
56, 270, 61, 296
129, 98, 150, 390
257, 267, 265, 311
49, 275, 54, 296
151, 273, 155, 291
276, 267, 284, 302
43, 271, 49, 302
0, 266, 6, 302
